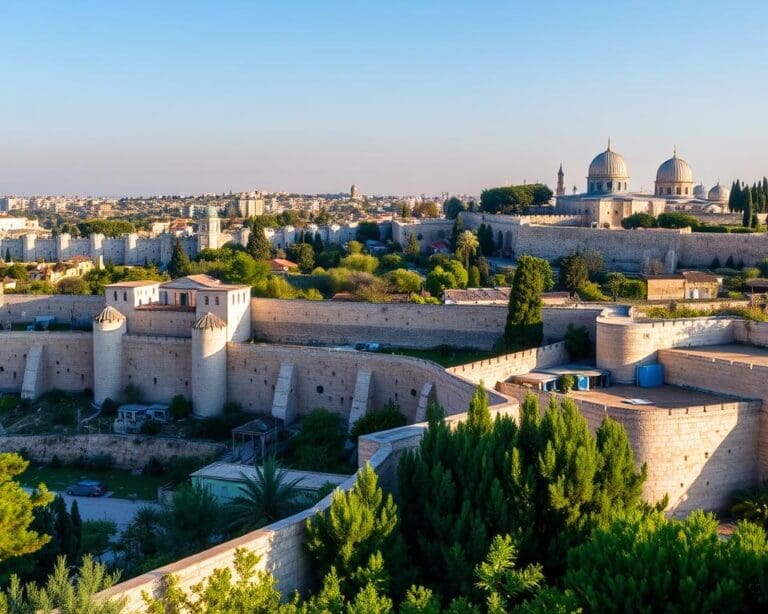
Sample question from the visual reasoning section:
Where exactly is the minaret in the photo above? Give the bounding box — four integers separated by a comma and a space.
556, 164, 565, 196
198, 205, 221, 252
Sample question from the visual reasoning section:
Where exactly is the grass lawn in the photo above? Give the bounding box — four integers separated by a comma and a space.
385, 347, 496, 368
20, 464, 167, 500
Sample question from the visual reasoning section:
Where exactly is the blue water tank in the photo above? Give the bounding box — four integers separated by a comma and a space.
636, 364, 664, 388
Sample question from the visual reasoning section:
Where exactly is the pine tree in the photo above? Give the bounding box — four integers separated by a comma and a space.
167, 238, 190, 279
398, 392, 646, 600
404, 233, 421, 260
503, 255, 546, 351
305, 463, 408, 599
246, 222, 272, 261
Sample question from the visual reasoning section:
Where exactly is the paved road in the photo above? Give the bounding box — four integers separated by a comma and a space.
56, 492, 159, 531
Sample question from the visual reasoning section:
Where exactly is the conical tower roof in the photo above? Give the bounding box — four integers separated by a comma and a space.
193, 312, 227, 330
94, 306, 125, 323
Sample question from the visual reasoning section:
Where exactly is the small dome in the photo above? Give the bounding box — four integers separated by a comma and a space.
708, 182, 730, 203
588, 143, 629, 179
94, 306, 125, 323
693, 184, 708, 199
193, 312, 227, 330
656, 153, 694, 184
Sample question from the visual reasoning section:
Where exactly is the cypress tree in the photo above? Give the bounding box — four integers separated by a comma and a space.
4, 248, 11, 263
70, 500, 82, 560
450, 214, 464, 252
167, 238, 190, 279
246, 222, 272, 261
52, 495, 77, 563
503, 255, 546, 351
743, 188, 754, 228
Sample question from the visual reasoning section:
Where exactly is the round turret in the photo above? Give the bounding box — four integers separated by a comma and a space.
93, 306, 127, 405
191, 312, 228, 418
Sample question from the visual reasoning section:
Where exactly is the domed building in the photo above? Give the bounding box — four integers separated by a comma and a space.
587, 140, 630, 194
708, 181, 730, 204
555, 140, 666, 228
693, 184, 708, 199
654, 149, 695, 198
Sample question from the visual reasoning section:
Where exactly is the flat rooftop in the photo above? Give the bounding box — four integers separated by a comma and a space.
569, 384, 748, 411
191, 462, 350, 490
663, 343, 768, 368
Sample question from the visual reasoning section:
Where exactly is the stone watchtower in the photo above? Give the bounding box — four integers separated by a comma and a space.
198, 205, 221, 252
191, 312, 228, 418
92, 306, 127, 406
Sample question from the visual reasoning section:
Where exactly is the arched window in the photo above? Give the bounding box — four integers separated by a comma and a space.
113, 291, 117, 301
685, 187, 689, 195
204, 296, 209, 306
215, 296, 220, 306
666, 188, 672, 195
123, 291, 127, 301
676, 187, 681, 195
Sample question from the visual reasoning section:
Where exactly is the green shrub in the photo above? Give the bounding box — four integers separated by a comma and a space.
100, 398, 118, 417
140, 419, 162, 436
564, 324, 593, 360
619, 279, 646, 299
576, 281, 608, 301
351, 401, 408, 438
285, 408, 348, 473
169, 395, 192, 419
557, 374, 576, 393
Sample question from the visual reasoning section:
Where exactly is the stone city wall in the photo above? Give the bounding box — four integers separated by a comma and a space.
0, 294, 105, 325
596, 316, 736, 383
447, 342, 568, 386
498, 384, 762, 516
127, 309, 197, 338
123, 335, 192, 404
0, 332, 93, 393
732, 320, 768, 348
250, 298, 602, 350
227, 343, 513, 422
0, 434, 224, 470
679, 232, 768, 268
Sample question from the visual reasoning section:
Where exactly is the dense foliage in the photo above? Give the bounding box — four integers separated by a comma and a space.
503, 256, 552, 351
480, 185, 553, 215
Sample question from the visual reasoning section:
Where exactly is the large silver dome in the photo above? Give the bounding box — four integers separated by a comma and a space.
588, 142, 629, 179
708, 182, 730, 203
656, 153, 694, 184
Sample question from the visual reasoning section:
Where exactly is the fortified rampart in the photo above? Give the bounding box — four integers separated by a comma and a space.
447, 342, 568, 385
0, 332, 93, 395
498, 384, 761, 515
227, 344, 514, 423
0, 294, 105, 326
250, 298, 602, 350
596, 316, 735, 383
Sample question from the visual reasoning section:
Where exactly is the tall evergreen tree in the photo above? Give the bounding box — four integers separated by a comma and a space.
167, 238, 190, 279
743, 187, 754, 228
503, 255, 547, 351
69, 500, 82, 561
398, 391, 646, 601
52, 496, 77, 564
305, 463, 408, 599
450, 214, 464, 252
246, 222, 272, 261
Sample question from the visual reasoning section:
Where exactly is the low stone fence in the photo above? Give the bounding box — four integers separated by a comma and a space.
0, 434, 226, 470
447, 342, 568, 386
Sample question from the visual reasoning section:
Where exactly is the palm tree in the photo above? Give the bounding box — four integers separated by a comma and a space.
455, 230, 479, 271
225, 456, 310, 534
731, 481, 768, 528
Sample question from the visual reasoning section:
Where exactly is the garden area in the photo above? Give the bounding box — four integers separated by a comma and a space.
385, 346, 496, 368
0, 391, 113, 435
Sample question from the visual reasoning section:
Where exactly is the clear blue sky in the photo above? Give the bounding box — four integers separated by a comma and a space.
1, 1, 766, 196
